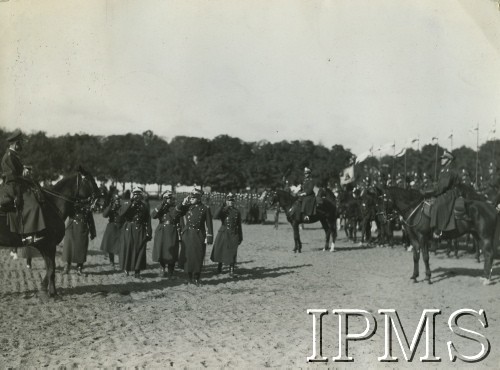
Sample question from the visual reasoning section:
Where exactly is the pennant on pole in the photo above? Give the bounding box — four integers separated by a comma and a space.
394, 148, 406, 158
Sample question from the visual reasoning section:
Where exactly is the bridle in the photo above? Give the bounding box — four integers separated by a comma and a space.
43, 172, 99, 209
377, 190, 424, 228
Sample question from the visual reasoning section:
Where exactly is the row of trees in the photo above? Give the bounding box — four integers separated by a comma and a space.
0, 129, 499, 192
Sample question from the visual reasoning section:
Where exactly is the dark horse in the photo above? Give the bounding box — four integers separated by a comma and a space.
377, 186, 499, 285
268, 189, 337, 253
0, 167, 99, 296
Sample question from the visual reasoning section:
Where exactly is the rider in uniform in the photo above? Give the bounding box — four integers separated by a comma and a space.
428, 150, 460, 238
297, 167, 316, 222
1, 130, 46, 245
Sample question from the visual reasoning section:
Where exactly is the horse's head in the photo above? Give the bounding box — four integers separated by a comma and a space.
77, 166, 101, 210
51, 166, 101, 211
265, 190, 279, 208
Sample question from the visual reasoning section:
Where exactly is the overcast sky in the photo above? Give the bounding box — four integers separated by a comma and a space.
1, 0, 500, 156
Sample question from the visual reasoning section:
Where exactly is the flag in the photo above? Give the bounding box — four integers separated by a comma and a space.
394, 148, 406, 158
340, 165, 354, 185
469, 125, 479, 134
355, 150, 372, 164
448, 133, 453, 139
406, 137, 419, 148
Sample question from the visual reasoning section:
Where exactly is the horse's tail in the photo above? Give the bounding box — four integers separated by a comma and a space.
494, 213, 500, 258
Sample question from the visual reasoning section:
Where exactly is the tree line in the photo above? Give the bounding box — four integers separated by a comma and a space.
1, 128, 499, 192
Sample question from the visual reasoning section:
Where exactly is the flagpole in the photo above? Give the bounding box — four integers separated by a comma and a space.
434, 139, 438, 182
449, 131, 453, 151
476, 124, 479, 186
404, 150, 407, 189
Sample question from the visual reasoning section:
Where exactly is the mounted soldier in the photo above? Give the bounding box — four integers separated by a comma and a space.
1, 130, 46, 245
297, 167, 316, 222
426, 150, 461, 238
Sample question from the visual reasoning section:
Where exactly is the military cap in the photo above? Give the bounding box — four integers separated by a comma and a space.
191, 188, 203, 198
162, 190, 173, 199
304, 167, 312, 174
7, 129, 23, 143
440, 150, 454, 161
132, 186, 143, 194
226, 192, 236, 201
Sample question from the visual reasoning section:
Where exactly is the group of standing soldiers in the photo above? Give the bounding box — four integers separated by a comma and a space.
62, 187, 243, 286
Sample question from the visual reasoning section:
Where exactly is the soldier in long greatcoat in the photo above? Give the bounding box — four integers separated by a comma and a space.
1, 130, 46, 245
100, 193, 123, 268
428, 150, 460, 237
176, 188, 213, 286
119, 187, 152, 278
152, 190, 182, 278
62, 201, 96, 275
298, 167, 316, 222
210, 192, 243, 277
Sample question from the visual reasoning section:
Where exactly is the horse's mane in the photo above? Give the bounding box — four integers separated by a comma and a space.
50, 174, 76, 192
386, 186, 424, 210
456, 183, 485, 201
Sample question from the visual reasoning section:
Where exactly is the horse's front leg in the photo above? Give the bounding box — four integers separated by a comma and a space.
292, 222, 301, 253
480, 238, 494, 285
422, 240, 432, 284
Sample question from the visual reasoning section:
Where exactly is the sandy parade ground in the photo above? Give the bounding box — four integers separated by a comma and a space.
0, 210, 499, 369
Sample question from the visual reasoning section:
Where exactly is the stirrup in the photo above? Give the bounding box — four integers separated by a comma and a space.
21, 235, 44, 246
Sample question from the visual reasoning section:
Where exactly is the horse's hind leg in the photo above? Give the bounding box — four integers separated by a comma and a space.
40, 244, 57, 296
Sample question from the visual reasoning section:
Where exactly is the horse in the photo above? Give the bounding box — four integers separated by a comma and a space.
0, 166, 99, 296
337, 189, 363, 243
376, 186, 499, 285
267, 188, 337, 252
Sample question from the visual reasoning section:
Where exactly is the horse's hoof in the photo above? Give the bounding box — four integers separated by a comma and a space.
480, 277, 491, 286
426, 279, 432, 285
322, 248, 327, 251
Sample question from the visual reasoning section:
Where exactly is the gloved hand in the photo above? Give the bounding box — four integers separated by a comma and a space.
146, 234, 152, 242
14, 196, 23, 209
182, 196, 190, 206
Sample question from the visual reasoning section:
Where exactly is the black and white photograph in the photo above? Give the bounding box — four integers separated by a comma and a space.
1, 0, 500, 368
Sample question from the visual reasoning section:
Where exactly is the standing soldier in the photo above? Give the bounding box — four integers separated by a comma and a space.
210, 192, 243, 277
119, 187, 152, 278
176, 188, 213, 286
62, 200, 96, 275
152, 190, 182, 278
100, 193, 123, 268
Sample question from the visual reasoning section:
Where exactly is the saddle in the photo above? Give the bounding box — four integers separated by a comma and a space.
423, 196, 468, 232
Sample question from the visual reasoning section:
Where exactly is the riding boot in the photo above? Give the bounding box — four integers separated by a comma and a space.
63, 263, 71, 275
194, 273, 201, 286
216, 263, 223, 274
76, 263, 83, 275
